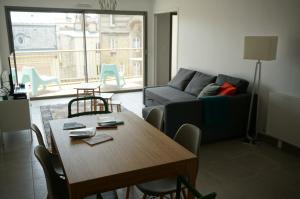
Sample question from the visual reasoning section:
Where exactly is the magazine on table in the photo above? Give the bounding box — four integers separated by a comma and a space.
63, 122, 86, 130
97, 115, 124, 126
83, 134, 113, 146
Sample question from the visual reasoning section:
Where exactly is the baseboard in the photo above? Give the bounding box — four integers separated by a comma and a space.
258, 133, 300, 156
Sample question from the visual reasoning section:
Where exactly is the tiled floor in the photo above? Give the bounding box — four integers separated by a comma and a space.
1, 91, 300, 199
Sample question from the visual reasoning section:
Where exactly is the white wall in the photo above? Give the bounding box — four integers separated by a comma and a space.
154, 0, 300, 132
0, 0, 155, 85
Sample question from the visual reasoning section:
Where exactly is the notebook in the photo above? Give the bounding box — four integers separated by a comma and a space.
63, 122, 86, 130
97, 116, 124, 126
83, 134, 113, 146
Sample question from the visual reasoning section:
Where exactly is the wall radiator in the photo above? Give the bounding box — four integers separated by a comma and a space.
266, 92, 300, 148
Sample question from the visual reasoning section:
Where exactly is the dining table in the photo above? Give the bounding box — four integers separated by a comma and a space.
49, 111, 198, 199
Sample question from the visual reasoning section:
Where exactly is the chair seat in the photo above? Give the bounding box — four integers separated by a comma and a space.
137, 178, 177, 196
51, 155, 64, 176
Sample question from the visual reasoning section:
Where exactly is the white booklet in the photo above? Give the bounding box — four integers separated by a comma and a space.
69, 127, 96, 138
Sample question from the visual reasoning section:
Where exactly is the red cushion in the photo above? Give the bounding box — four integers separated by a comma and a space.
218, 82, 237, 96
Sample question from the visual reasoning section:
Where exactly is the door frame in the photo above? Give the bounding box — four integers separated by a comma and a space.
153, 11, 178, 85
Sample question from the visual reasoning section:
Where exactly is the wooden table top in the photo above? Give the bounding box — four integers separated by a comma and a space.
50, 111, 196, 187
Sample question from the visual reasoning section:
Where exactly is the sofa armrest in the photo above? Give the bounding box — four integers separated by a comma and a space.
198, 94, 253, 141
164, 100, 202, 138
143, 85, 167, 105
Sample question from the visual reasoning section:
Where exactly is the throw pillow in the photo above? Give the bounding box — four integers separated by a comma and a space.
216, 74, 249, 94
197, 83, 220, 98
218, 82, 237, 96
184, 72, 216, 96
168, 68, 196, 90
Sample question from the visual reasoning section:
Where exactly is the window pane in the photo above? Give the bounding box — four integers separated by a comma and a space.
10, 11, 85, 97
85, 14, 144, 92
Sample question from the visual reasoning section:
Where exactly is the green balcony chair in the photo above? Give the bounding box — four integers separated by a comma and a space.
99, 64, 125, 88
21, 67, 59, 96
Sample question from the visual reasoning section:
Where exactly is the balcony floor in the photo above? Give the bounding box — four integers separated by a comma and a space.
27, 77, 143, 98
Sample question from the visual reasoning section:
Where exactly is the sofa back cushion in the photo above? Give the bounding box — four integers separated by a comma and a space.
184, 72, 216, 96
218, 82, 237, 96
198, 83, 220, 98
216, 74, 249, 94
168, 68, 196, 90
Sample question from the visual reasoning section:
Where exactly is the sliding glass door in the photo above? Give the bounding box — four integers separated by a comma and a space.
7, 8, 146, 97
85, 14, 144, 92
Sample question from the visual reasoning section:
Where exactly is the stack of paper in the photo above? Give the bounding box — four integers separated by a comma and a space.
69, 127, 96, 138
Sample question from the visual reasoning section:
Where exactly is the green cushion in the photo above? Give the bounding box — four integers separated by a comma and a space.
198, 83, 220, 98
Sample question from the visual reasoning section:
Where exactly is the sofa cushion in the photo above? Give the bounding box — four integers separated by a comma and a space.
184, 72, 216, 96
167, 68, 196, 90
145, 86, 196, 105
198, 83, 220, 98
218, 82, 237, 96
216, 74, 249, 94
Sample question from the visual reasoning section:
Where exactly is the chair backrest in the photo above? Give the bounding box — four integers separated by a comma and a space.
145, 108, 164, 130
21, 67, 33, 83
31, 124, 46, 148
68, 96, 110, 118
174, 124, 201, 156
21, 67, 43, 83
34, 145, 68, 199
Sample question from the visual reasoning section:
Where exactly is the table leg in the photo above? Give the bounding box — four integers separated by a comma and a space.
30, 129, 33, 143
76, 89, 79, 113
92, 90, 96, 111
0, 129, 4, 151
185, 159, 198, 199
109, 98, 113, 112
83, 91, 86, 112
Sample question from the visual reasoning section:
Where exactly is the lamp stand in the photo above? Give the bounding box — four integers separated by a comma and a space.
246, 60, 261, 144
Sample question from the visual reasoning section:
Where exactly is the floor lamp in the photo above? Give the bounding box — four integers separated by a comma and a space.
244, 36, 278, 143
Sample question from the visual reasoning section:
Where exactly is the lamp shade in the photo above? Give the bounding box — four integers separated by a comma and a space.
244, 36, 278, 60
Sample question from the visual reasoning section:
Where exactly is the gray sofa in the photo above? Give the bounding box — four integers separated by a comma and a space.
143, 68, 254, 143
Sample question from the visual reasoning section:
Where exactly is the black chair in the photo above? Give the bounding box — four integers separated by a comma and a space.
68, 96, 110, 118
34, 145, 118, 199
31, 123, 64, 176
176, 176, 217, 199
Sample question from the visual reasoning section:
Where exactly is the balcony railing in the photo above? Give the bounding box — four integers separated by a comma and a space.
12, 48, 144, 97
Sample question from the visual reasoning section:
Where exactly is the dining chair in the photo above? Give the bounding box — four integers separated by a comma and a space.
136, 123, 202, 199
68, 96, 110, 118
31, 123, 64, 176
34, 145, 118, 199
34, 145, 69, 199
145, 108, 164, 131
